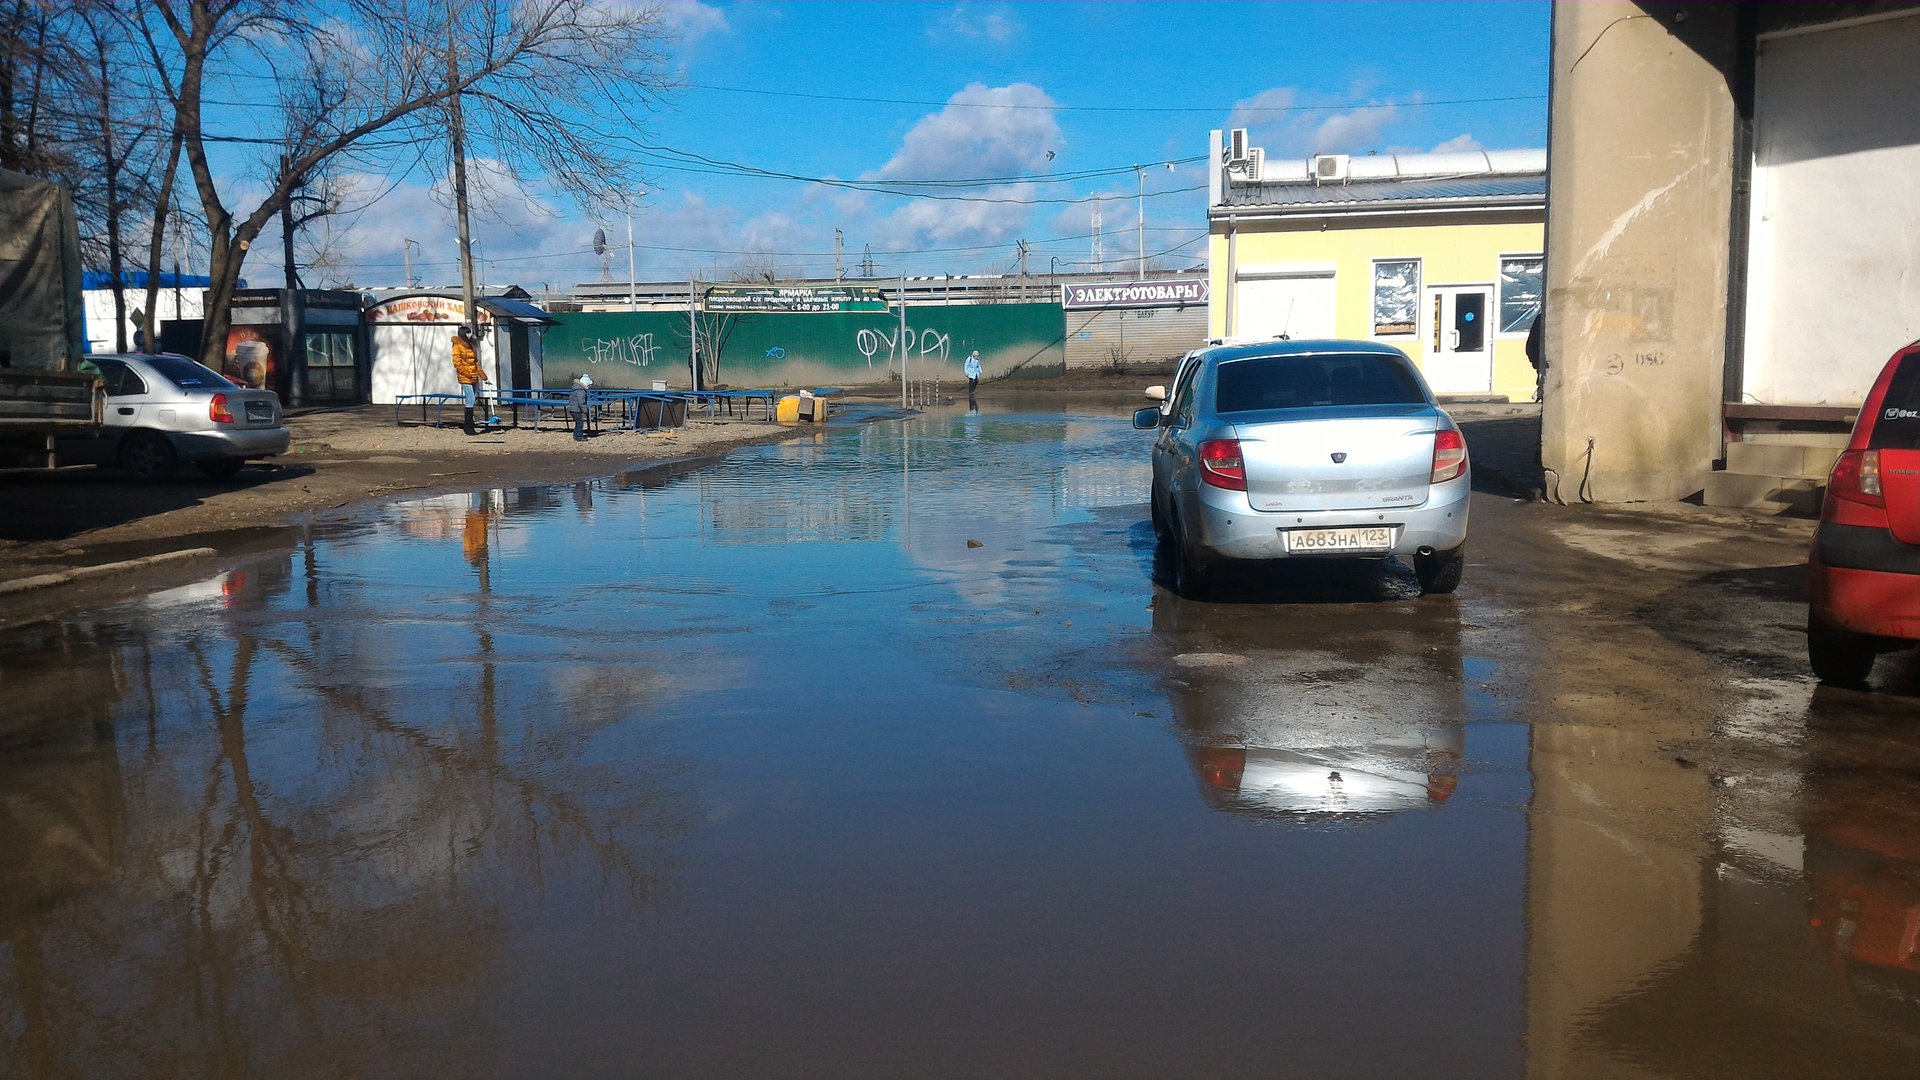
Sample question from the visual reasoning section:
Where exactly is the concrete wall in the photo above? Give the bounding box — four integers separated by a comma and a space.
1541, 2, 1741, 502
1210, 214, 1543, 402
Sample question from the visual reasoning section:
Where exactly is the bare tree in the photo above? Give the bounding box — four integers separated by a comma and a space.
130, 0, 673, 369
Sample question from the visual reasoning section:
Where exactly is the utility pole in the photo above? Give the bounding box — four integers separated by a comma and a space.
1135, 165, 1145, 278
834, 228, 844, 282
280, 155, 299, 293
1017, 240, 1029, 281
402, 238, 415, 287
689, 277, 700, 391
899, 276, 908, 409
627, 199, 637, 310
446, 6, 478, 335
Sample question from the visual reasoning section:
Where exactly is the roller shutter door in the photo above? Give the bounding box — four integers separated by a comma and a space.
1063, 305, 1208, 370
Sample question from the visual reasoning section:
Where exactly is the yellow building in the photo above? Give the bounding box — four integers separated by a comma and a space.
1207, 133, 1545, 402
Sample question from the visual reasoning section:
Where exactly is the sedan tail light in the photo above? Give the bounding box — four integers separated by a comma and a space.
1199, 438, 1246, 491
1829, 449, 1884, 508
209, 393, 234, 424
1430, 428, 1467, 484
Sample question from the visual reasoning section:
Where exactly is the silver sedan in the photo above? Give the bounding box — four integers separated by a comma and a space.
1135, 340, 1469, 599
57, 353, 291, 482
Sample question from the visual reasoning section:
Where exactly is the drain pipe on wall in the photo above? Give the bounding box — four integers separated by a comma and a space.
1224, 216, 1237, 339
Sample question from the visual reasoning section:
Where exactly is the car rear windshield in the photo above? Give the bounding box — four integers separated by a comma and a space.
146, 354, 236, 391
1870, 351, 1920, 450
1214, 353, 1426, 412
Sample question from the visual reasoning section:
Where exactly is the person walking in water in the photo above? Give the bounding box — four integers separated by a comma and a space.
450, 325, 499, 435
964, 349, 982, 396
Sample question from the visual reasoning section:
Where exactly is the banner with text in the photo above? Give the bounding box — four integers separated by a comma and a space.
1061, 279, 1209, 311
703, 284, 891, 314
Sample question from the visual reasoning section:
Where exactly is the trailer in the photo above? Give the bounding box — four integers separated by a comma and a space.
0, 169, 105, 469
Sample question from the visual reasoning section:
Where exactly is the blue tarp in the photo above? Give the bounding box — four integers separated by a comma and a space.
80, 270, 231, 290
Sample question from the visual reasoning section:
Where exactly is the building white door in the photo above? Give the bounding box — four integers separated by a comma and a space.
1234, 272, 1335, 341
1743, 13, 1920, 405
1423, 285, 1494, 395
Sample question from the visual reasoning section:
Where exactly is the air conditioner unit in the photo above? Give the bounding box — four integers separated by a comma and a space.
1227, 128, 1249, 165
1313, 153, 1350, 184
1245, 147, 1264, 182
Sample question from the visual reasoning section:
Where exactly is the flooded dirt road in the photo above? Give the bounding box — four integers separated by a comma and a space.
4, 400, 1919, 1078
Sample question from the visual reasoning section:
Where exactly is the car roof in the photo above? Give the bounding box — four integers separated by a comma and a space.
1199, 339, 1413, 364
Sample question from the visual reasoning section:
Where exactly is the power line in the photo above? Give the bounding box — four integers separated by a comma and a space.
685, 82, 1544, 115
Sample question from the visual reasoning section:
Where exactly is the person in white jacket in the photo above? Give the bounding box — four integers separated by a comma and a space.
964, 350, 982, 395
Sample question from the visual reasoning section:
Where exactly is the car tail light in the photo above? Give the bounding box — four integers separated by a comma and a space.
209, 393, 234, 424
1199, 438, 1246, 491
1829, 449, 1884, 508
1431, 428, 1467, 484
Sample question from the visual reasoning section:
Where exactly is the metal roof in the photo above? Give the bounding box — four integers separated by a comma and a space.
1217, 173, 1545, 213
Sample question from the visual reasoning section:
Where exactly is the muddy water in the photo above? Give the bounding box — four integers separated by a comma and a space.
0, 401, 1916, 1077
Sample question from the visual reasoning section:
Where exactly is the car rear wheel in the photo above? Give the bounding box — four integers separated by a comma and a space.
1171, 515, 1215, 601
195, 458, 246, 481
1808, 613, 1877, 686
1414, 546, 1466, 595
119, 431, 177, 484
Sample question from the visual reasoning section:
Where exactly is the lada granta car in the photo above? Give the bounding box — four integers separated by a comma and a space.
1807, 340, 1920, 685
1135, 340, 1469, 600
56, 353, 290, 482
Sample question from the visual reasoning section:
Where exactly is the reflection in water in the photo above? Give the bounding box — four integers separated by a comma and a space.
1153, 586, 1467, 821
0, 532, 696, 1076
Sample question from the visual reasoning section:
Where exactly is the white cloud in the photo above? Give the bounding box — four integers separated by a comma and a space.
930, 3, 1022, 43
871, 82, 1059, 182
658, 1, 730, 44
1311, 104, 1398, 155
1430, 133, 1485, 153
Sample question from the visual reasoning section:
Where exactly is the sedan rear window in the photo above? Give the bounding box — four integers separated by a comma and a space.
1214, 354, 1425, 412
146, 354, 237, 390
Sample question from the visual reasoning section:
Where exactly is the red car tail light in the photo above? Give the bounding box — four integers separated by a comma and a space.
1829, 449, 1884, 508
1431, 428, 1467, 484
209, 393, 234, 424
1199, 438, 1246, 491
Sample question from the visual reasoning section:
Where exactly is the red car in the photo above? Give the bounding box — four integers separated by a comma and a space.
1808, 340, 1920, 684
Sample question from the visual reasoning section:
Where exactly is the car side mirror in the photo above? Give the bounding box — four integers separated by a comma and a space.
1144, 385, 1166, 401
1132, 406, 1164, 430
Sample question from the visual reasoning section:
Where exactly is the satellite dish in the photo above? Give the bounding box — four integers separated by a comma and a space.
593, 228, 607, 256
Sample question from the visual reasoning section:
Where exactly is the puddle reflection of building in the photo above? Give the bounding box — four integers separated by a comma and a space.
1525, 673, 1920, 1075
1151, 594, 1468, 820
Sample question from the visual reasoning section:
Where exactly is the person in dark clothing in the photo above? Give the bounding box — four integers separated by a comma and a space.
568, 373, 592, 441
1525, 310, 1544, 403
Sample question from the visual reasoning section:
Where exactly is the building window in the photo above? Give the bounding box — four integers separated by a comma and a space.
1499, 255, 1544, 334
1372, 260, 1419, 336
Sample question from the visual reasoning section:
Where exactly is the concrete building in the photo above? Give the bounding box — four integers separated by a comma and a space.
1207, 133, 1545, 402
1542, 2, 1920, 506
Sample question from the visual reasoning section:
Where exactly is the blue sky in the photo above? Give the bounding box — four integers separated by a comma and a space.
277, 1, 1550, 290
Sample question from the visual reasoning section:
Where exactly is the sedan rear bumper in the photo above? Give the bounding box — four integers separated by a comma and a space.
1187, 473, 1470, 561
170, 426, 291, 460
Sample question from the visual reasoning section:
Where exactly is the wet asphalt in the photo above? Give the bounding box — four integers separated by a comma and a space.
3, 397, 1920, 1078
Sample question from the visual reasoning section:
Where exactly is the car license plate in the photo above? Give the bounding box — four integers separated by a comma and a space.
1284, 526, 1394, 553
245, 400, 273, 422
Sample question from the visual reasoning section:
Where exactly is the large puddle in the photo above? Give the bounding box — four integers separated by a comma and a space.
2, 402, 1916, 1077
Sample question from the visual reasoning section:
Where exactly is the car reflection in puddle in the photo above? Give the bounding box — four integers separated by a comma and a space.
1151, 579, 1469, 822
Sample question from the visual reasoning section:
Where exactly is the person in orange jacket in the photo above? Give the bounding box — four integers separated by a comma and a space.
450, 325, 500, 434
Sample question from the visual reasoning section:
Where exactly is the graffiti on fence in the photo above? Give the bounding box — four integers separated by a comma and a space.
854, 325, 951, 369
581, 333, 659, 368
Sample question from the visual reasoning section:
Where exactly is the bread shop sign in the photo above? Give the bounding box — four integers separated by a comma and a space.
1061, 278, 1209, 311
